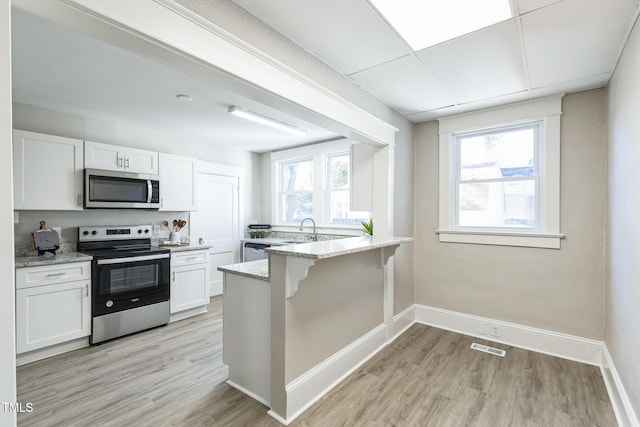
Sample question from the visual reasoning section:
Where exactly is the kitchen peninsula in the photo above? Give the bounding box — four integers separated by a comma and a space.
219, 235, 411, 424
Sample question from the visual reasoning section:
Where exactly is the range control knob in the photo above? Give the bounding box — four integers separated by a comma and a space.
82, 230, 89, 236
91, 230, 97, 235
144, 229, 149, 234
137, 229, 143, 234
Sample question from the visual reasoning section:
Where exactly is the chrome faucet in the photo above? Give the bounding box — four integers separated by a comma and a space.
299, 217, 317, 241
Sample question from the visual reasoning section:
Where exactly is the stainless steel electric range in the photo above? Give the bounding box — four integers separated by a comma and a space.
78, 225, 170, 344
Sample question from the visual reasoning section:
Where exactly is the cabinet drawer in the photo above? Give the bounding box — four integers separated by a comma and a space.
171, 250, 208, 266
16, 262, 91, 289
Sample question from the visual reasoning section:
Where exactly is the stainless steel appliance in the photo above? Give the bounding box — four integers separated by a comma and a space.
243, 242, 271, 261
84, 168, 161, 209
78, 225, 170, 344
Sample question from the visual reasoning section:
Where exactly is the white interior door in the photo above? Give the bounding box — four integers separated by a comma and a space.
196, 173, 239, 296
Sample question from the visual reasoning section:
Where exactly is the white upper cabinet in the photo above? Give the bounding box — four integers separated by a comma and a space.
159, 153, 197, 211
13, 129, 84, 210
84, 140, 158, 175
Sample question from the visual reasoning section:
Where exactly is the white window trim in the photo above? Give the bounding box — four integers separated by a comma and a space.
271, 139, 365, 231
437, 95, 565, 249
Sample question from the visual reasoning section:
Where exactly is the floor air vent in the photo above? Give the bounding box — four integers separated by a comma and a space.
470, 343, 506, 357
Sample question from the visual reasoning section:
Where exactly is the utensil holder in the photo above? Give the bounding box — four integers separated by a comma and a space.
170, 232, 180, 243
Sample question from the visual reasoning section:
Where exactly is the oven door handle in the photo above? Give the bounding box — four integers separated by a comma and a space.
97, 253, 170, 265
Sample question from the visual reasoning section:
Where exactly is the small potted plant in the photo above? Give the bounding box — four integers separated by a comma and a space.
361, 218, 373, 236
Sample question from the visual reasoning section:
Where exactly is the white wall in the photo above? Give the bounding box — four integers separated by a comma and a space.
414, 89, 607, 339
606, 14, 640, 417
0, 1, 16, 426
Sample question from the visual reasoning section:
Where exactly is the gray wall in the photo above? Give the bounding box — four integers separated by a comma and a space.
12, 103, 260, 247
414, 89, 607, 339
172, 0, 415, 315
606, 14, 640, 417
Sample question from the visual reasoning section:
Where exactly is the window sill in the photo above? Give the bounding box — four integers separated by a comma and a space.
436, 229, 565, 249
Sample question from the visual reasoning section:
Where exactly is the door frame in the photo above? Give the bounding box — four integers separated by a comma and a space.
190, 160, 244, 247
190, 161, 244, 295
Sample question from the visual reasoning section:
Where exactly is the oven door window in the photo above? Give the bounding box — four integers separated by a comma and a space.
98, 260, 162, 297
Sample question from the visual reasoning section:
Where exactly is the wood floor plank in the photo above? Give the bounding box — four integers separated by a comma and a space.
17, 298, 617, 426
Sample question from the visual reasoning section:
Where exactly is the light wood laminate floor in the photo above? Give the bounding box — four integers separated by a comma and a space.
18, 297, 616, 426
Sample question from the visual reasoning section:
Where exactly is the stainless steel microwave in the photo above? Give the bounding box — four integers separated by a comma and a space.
84, 168, 161, 209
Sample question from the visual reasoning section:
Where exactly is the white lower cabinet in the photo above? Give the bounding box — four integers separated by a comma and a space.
16, 262, 91, 354
170, 250, 210, 318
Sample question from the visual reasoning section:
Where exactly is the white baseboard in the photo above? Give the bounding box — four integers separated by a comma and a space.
16, 337, 89, 366
169, 305, 207, 323
601, 345, 639, 427
414, 304, 603, 366
275, 324, 387, 424
227, 380, 270, 407
391, 304, 415, 342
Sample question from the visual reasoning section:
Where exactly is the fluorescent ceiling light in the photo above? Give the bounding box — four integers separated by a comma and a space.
228, 106, 307, 136
370, 0, 513, 51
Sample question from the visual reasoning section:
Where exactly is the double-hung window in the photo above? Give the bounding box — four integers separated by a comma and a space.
278, 157, 314, 223
272, 140, 370, 228
438, 95, 564, 249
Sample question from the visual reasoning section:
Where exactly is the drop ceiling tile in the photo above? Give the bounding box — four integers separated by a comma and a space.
517, 0, 563, 14
415, 20, 528, 105
350, 54, 453, 115
231, 0, 412, 75
522, 0, 638, 88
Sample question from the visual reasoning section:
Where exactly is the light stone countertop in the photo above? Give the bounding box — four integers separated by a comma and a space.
15, 251, 93, 268
241, 238, 300, 245
217, 259, 269, 282
265, 235, 413, 260
157, 244, 212, 252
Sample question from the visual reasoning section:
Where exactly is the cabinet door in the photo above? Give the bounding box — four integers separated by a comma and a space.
159, 153, 196, 211
13, 129, 83, 210
84, 140, 124, 171
16, 280, 91, 353
126, 147, 158, 175
170, 263, 209, 313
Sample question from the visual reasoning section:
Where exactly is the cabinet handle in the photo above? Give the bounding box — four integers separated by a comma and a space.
172, 271, 176, 281
46, 272, 66, 277
186, 257, 197, 262
84, 285, 88, 297
118, 156, 123, 168
125, 158, 130, 169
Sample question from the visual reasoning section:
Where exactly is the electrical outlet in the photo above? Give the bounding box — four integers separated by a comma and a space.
478, 322, 490, 336
491, 325, 501, 338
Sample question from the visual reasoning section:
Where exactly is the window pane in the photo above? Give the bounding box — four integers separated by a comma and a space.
280, 159, 313, 192
460, 128, 535, 181
328, 190, 370, 225
327, 154, 349, 190
458, 180, 536, 228
279, 158, 313, 224
280, 192, 313, 223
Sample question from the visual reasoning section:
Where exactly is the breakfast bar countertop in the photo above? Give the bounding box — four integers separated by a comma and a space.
265, 235, 413, 260
218, 259, 269, 281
